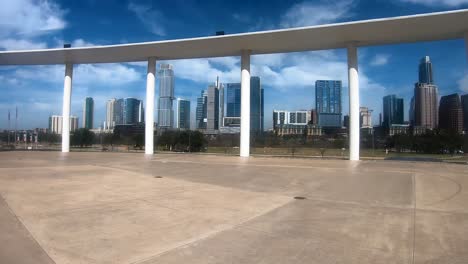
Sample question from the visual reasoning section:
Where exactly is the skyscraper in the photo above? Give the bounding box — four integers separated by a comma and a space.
414, 83, 438, 129
226, 83, 241, 117
225, 83, 241, 120
439, 94, 464, 133
176, 98, 191, 130
196, 90, 207, 129
158, 64, 175, 128
250, 76, 264, 132
105, 98, 116, 129
315, 80, 342, 127
123, 98, 143, 124
115, 98, 124, 125
414, 56, 439, 129
207, 84, 220, 132
383, 95, 404, 128
223, 77, 264, 132
419, 56, 434, 84
462, 94, 468, 131
82, 97, 94, 129
217, 77, 224, 130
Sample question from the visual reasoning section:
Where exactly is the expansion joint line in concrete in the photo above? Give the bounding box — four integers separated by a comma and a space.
0, 194, 56, 264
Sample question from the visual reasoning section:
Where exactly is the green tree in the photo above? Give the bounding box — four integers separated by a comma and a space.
70, 128, 95, 148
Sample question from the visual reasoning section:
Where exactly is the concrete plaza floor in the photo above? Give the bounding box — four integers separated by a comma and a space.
0, 151, 467, 264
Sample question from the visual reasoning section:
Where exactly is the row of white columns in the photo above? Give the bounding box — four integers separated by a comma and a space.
59, 47, 360, 160
61, 35, 468, 160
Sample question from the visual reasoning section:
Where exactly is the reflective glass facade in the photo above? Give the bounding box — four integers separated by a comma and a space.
315, 80, 342, 127
383, 95, 404, 128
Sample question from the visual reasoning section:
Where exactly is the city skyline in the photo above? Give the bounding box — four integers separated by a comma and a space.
1, 0, 468, 130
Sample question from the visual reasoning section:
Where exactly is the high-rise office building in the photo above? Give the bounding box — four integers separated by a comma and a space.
105, 98, 116, 129
223, 77, 264, 132
123, 98, 143, 125
49, 115, 78, 134
207, 84, 220, 132
158, 64, 175, 128
462, 94, 468, 131
315, 80, 342, 127
360, 107, 373, 128
196, 90, 208, 129
250, 76, 264, 132
414, 56, 439, 129
115, 98, 124, 125
414, 83, 438, 129
383, 95, 404, 128
217, 77, 224, 130
176, 98, 191, 130
419, 56, 434, 84
226, 83, 241, 117
82, 97, 94, 129
439, 94, 464, 133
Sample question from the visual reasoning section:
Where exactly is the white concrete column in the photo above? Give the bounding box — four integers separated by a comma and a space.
145, 57, 156, 155
61, 63, 73, 152
347, 46, 360, 161
240, 50, 251, 157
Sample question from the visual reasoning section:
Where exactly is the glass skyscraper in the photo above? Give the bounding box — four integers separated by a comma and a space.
226, 83, 241, 117
158, 64, 175, 128
123, 98, 143, 125
176, 98, 191, 129
315, 80, 342, 127
250, 76, 263, 132
382, 95, 404, 128
224, 77, 264, 132
439, 94, 463, 133
196, 90, 207, 129
82, 97, 94, 129
419, 56, 434, 84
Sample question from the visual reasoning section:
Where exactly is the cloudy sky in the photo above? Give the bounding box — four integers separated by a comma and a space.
0, 0, 467, 130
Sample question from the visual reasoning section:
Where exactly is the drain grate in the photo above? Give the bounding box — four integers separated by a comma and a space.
294, 196, 307, 200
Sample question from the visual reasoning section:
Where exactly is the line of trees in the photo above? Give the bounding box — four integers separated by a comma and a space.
385, 129, 465, 154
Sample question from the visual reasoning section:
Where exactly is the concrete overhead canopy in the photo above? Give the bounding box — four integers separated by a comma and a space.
1, 9, 468, 65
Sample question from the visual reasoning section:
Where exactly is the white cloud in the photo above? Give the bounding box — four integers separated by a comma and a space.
0, 39, 47, 51
370, 54, 390, 66
0, 0, 66, 37
71, 39, 95, 48
128, 2, 166, 36
13, 64, 142, 86
0, 0, 66, 51
398, 0, 468, 7
458, 73, 468, 92
280, 0, 354, 28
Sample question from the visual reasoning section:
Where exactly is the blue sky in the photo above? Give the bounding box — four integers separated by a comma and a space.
0, 0, 467, 130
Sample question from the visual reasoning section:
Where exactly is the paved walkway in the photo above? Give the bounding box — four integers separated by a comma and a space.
0, 151, 467, 264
